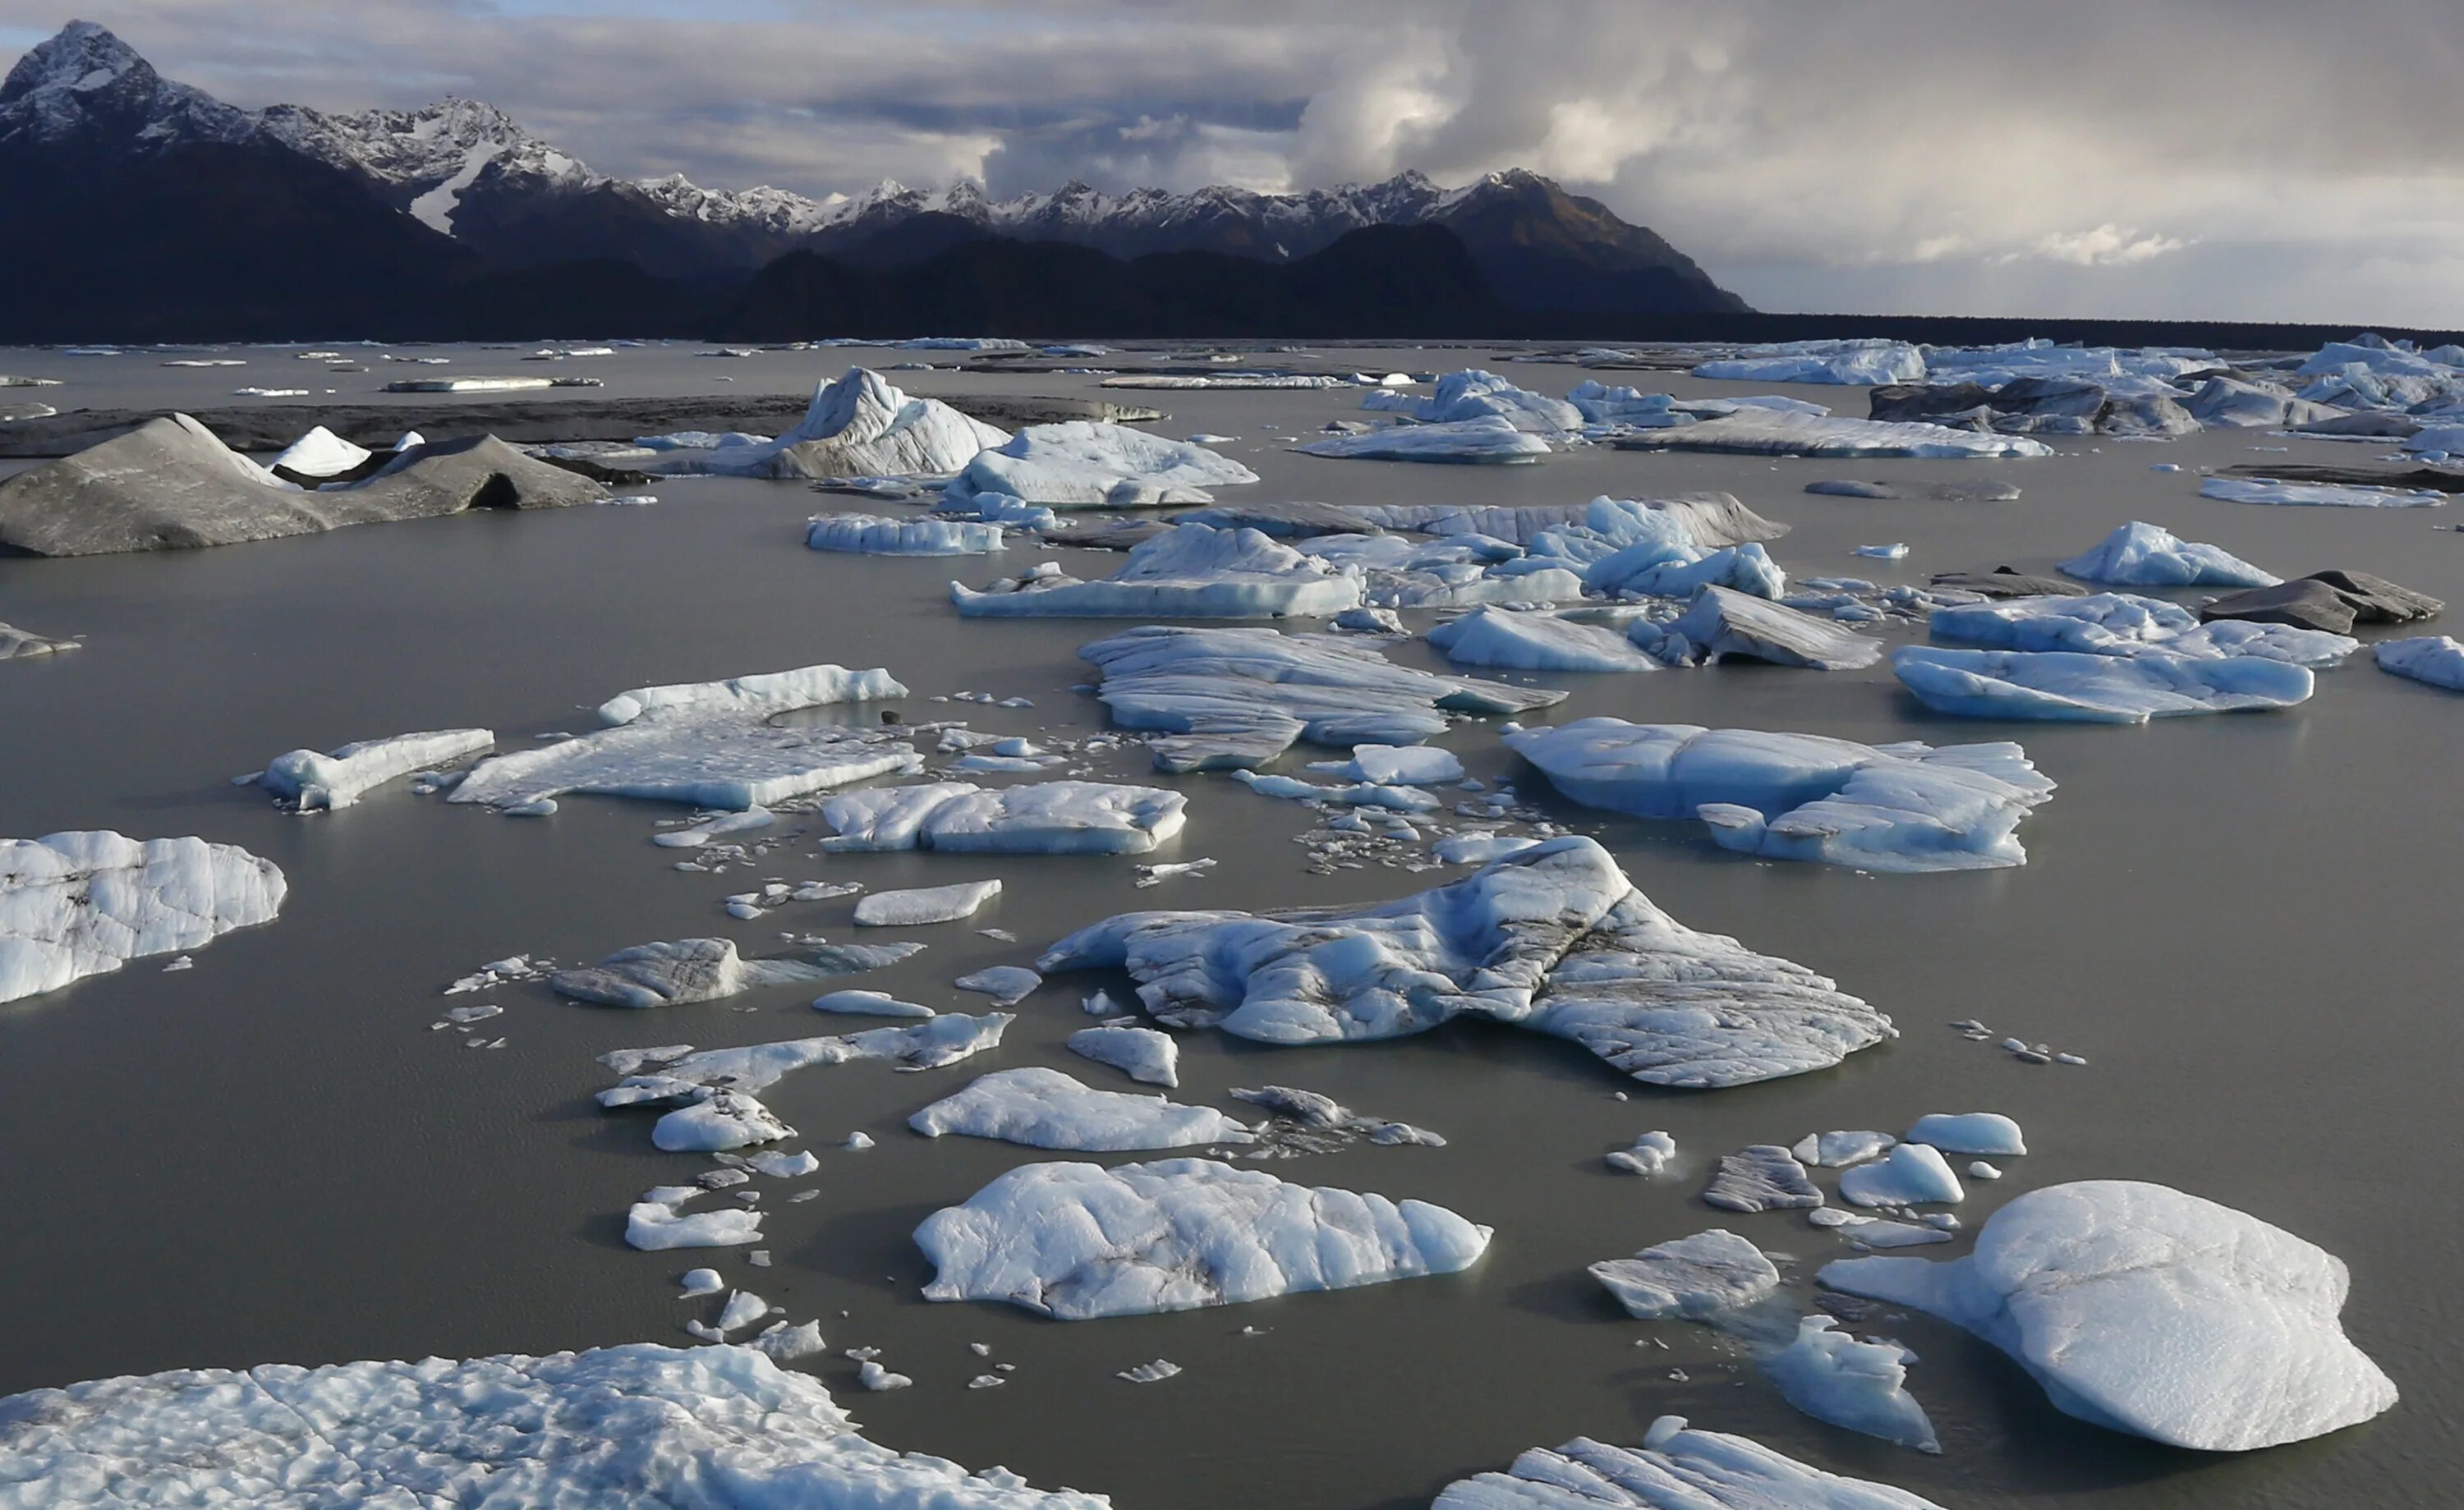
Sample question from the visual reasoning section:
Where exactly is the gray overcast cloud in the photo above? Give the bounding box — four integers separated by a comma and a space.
7, 0, 2460, 326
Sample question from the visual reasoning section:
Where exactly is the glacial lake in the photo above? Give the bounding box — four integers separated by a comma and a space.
0, 341, 2455, 1509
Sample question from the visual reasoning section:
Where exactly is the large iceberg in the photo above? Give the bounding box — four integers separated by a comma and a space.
945, 422, 1257, 508
1078, 625, 1563, 770
1616, 411, 2052, 459
256, 727, 494, 810
908, 1067, 1256, 1150
1296, 415, 1554, 464
1360, 369, 1582, 432
1893, 646, 2315, 722
0, 831, 287, 1005
913, 1156, 1490, 1319
1930, 592, 2356, 666
1432, 1417, 1948, 1509
0, 1343, 1109, 1507
817, 779, 1187, 854
2058, 521, 2278, 588
450, 663, 917, 810
807, 513, 1007, 555
1038, 836, 1892, 1088
1694, 338, 1928, 386
0, 620, 77, 659
1507, 720, 2057, 872
1820, 1181, 2398, 1450
1429, 607, 1663, 672
771, 367, 1009, 479
2200, 476, 2445, 509
951, 523, 1362, 617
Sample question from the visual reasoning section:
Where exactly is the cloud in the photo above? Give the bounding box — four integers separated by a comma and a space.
6, 0, 2462, 324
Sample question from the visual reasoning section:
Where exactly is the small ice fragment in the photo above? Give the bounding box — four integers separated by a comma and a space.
969, 1342, 991, 1356
967, 1375, 1005, 1389
1118, 1360, 1182, 1384
1905, 1112, 2025, 1156
812, 989, 935, 1018
444, 1003, 503, 1025
1839, 1145, 1965, 1207
858, 1361, 913, 1390
844, 1131, 876, 1150
748, 1251, 775, 1267
1605, 1131, 1676, 1176
954, 965, 1041, 1005
715, 1290, 771, 1334
1853, 544, 1910, 560
501, 799, 558, 817
684, 1320, 724, 1342
747, 1150, 821, 1178
854, 879, 1002, 926
754, 1320, 824, 1361
678, 1269, 723, 1297
2056, 1052, 2088, 1066
162, 955, 195, 972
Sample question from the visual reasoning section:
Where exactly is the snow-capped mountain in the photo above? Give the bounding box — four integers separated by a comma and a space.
0, 18, 251, 149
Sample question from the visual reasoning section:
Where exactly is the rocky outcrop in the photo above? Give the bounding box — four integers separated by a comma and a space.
1870, 378, 2195, 437
2200, 570, 2443, 635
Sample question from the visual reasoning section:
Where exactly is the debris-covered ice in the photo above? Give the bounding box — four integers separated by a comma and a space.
1590, 1229, 1780, 1320
1704, 1146, 1824, 1212
914, 1156, 1491, 1319
1821, 1181, 2398, 1450
1229, 1085, 1446, 1148
908, 1067, 1257, 1150
0, 831, 286, 1005
819, 780, 1186, 854
550, 938, 904, 1007
1039, 837, 1891, 1088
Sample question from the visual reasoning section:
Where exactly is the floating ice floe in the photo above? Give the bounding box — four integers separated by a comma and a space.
1429, 607, 1662, 672
652, 808, 777, 849
1293, 532, 1586, 608
2059, 521, 2278, 588
1763, 1316, 1940, 1453
627, 1185, 765, 1250
1039, 837, 1892, 1088
2200, 476, 2444, 509
1067, 1024, 1179, 1085
1704, 1146, 1824, 1212
807, 514, 1007, 555
1361, 369, 1583, 433
1080, 624, 1562, 770
1795, 1131, 1896, 1168
1229, 1085, 1446, 1148
1507, 720, 2057, 872
1606, 1130, 1678, 1175
1892, 646, 2315, 722
945, 422, 1257, 508
954, 966, 1041, 1005
772, 367, 1009, 480
1643, 586, 1885, 670
0, 832, 287, 1005
1820, 1180, 2398, 1450
451, 664, 916, 811
0, 1343, 1110, 1506
1590, 1230, 1780, 1320
951, 524, 1362, 618
1347, 493, 1788, 551
1433, 832, 1542, 865
909, 1067, 1256, 1150
1297, 415, 1554, 464
1838, 1144, 1963, 1207
1233, 770, 1440, 812
269, 425, 371, 480
1905, 1112, 2025, 1155
1432, 1416, 1950, 1509
256, 727, 493, 810
0, 620, 78, 659
2375, 635, 2464, 691
1929, 592, 2356, 665
817, 780, 1187, 855
855, 879, 1001, 926
1305, 744, 1465, 785
1693, 338, 1928, 386
913, 1157, 1491, 1320
1618, 411, 2052, 459
550, 938, 921, 1007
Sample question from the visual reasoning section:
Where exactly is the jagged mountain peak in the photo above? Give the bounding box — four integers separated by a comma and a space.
0, 19, 254, 148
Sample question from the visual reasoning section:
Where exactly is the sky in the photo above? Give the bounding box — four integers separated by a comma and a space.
7, 0, 2462, 327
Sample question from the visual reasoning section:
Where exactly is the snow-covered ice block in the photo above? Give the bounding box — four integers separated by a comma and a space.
1038, 837, 1890, 1087
954, 966, 1041, 1005
1650, 585, 1883, 670
820, 780, 1186, 855
1838, 1144, 1963, 1207
679, 1268, 724, 1297
1429, 606, 1662, 672
807, 513, 1006, 555
855, 879, 1001, 926
1621, 411, 2050, 458
946, 422, 1256, 508
1080, 625, 1561, 771
1929, 592, 2353, 665
0, 1342, 1108, 1506
1305, 744, 1464, 786
1606, 1130, 1677, 1175
1905, 1112, 2025, 1155
1432, 1417, 1949, 1508
953, 523, 1362, 618
914, 1157, 1490, 1319
550, 938, 891, 1007
1693, 338, 1928, 386
0, 831, 286, 1005
1893, 646, 2315, 722
1590, 1229, 1779, 1320
1298, 415, 1554, 464
2200, 476, 2445, 509
269, 425, 370, 479
811, 989, 935, 1018
1821, 1181, 2398, 1450
595, 665, 907, 727
2375, 635, 2464, 691
1762, 1315, 1940, 1453
627, 1186, 765, 1250
1432, 832, 1542, 865
1507, 720, 2057, 872
2059, 521, 2278, 588
257, 727, 492, 810
1067, 1024, 1179, 1085
0, 619, 79, 659
1704, 1146, 1823, 1212
909, 1067, 1255, 1150
1361, 369, 1582, 433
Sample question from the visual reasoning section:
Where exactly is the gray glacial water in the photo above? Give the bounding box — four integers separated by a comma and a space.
1, 342, 2457, 1509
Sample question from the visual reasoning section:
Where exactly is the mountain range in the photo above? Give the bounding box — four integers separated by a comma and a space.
0, 20, 1749, 341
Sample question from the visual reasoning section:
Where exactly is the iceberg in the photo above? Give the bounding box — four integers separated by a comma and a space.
1229, 1085, 1445, 1148
1837, 1144, 1963, 1207
771, 367, 1009, 479
1306, 744, 1465, 785
1795, 1131, 1896, 1168
1930, 592, 2356, 665
945, 422, 1257, 508
1296, 415, 1555, 463
1429, 607, 1662, 672
1294, 532, 1586, 609
1432, 1417, 1949, 1509
2375, 634, 2464, 691
914, 1156, 1490, 1319
1905, 1111, 2025, 1155
951, 523, 1362, 618
1346, 493, 1788, 550
1589, 1229, 1779, 1320
1037, 836, 1892, 1088
1617, 411, 2052, 458
256, 727, 493, 810
600, 1015, 1010, 1112
1649, 585, 1884, 670
1820, 1181, 2399, 1450
1433, 833, 1542, 865
854, 879, 1001, 926
451, 664, 917, 810
1066, 1023, 1179, 1085
0, 831, 287, 1005
1362, 369, 1583, 432
2200, 475, 2445, 509
1763, 1316, 1940, 1453
1078, 624, 1563, 771
1586, 541, 1787, 602
1507, 720, 2057, 872
0, 1342, 1110, 1507
908, 1067, 1255, 1150
1693, 338, 1928, 385
549, 938, 908, 1007
1704, 1145, 1824, 1212
627, 1186, 765, 1250
0, 620, 77, 659
817, 780, 1186, 855
2058, 521, 2278, 588
807, 513, 1007, 555
269, 425, 370, 480
1892, 646, 2315, 722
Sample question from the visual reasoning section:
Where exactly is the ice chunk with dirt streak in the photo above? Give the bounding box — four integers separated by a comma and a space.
1647, 585, 1882, 670
550, 938, 912, 1007
819, 780, 1186, 855
910, 1067, 1256, 1150
256, 727, 493, 810
0, 831, 286, 1005
1038, 836, 1891, 1089
1432, 1416, 1951, 1509
1820, 1181, 2397, 1450
1590, 1229, 1780, 1320
915, 1156, 1490, 1320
